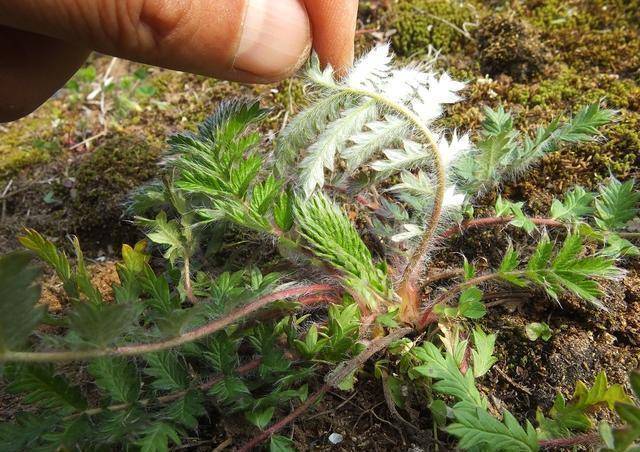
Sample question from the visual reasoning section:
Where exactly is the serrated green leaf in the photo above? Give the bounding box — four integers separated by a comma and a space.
68, 301, 137, 347
19, 229, 74, 295
246, 406, 275, 430
412, 342, 485, 408
88, 357, 140, 403
164, 391, 205, 429
472, 328, 497, 378
458, 287, 486, 319
144, 352, 188, 391
295, 192, 391, 309
134, 422, 182, 452
209, 375, 251, 405
0, 251, 44, 352
499, 246, 520, 273
448, 404, 539, 452
595, 178, 640, 230
8, 365, 87, 413
205, 335, 240, 374
273, 191, 294, 232
540, 371, 630, 438
0, 413, 58, 452
550, 187, 594, 221
525, 322, 553, 342
270, 434, 297, 452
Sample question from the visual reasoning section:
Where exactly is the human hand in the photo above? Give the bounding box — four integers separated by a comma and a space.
0, 0, 358, 122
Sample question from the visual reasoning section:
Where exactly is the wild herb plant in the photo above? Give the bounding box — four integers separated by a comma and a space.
1, 45, 639, 451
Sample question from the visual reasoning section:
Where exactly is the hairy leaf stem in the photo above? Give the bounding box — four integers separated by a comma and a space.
0, 284, 337, 363
538, 432, 602, 449
440, 216, 564, 238
343, 87, 447, 321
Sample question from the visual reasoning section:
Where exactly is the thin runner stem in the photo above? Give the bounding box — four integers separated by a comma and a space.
1, 284, 337, 363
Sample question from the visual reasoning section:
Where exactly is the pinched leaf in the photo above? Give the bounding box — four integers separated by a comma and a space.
144, 211, 184, 265
525, 322, 553, 342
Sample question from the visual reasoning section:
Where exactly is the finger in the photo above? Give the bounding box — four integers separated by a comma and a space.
303, 0, 358, 75
0, 26, 89, 122
0, 0, 312, 83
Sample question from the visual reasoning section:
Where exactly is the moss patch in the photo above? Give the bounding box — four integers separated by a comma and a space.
0, 112, 61, 178
63, 135, 160, 240
391, 0, 476, 56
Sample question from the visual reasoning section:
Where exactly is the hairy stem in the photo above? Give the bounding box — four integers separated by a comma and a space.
423, 268, 465, 285
239, 328, 413, 451
538, 432, 602, 449
440, 216, 564, 239
343, 87, 446, 322
326, 327, 414, 387
0, 284, 337, 363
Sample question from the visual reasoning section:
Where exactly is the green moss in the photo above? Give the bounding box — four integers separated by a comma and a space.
577, 112, 640, 179
391, 0, 475, 56
507, 67, 640, 110
66, 135, 160, 236
0, 114, 61, 178
525, 0, 640, 75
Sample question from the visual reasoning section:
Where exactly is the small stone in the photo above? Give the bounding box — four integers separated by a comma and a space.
328, 433, 343, 445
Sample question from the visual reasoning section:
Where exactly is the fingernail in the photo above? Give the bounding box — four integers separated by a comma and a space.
234, 0, 312, 79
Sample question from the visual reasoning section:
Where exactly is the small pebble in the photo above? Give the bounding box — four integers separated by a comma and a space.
328, 433, 343, 445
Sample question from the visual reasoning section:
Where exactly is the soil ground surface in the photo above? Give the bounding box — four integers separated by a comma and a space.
1, 0, 639, 450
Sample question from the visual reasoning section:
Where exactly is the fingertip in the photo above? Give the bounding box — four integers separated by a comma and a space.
303, 0, 358, 75
232, 0, 312, 81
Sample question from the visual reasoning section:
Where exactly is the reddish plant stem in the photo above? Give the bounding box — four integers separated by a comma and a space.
239, 328, 414, 451
440, 216, 563, 239
539, 432, 602, 449
423, 268, 465, 285
238, 384, 331, 452
1, 284, 338, 363
326, 327, 414, 388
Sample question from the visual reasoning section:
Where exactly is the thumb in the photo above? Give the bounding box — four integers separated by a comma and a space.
0, 0, 312, 83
